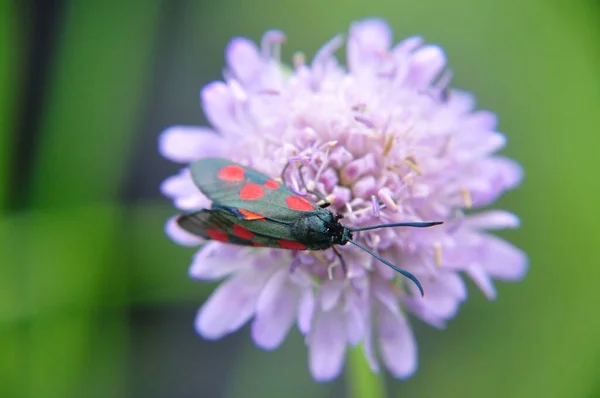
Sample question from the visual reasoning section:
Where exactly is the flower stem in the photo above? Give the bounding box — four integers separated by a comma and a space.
346, 345, 387, 398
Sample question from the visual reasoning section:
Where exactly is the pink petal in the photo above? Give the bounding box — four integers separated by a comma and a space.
361, 302, 380, 373
159, 126, 225, 163
165, 216, 203, 246
226, 37, 262, 85
188, 242, 247, 280
297, 289, 315, 335
404, 273, 467, 327
467, 265, 496, 299
195, 268, 274, 339
347, 18, 392, 73
252, 269, 299, 350
200, 81, 243, 136
455, 130, 506, 161
465, 210, 520, 230
160, 169, 208, 210
377, 305, 417, 379
480, 233, 528, 280
464, 157, 523, 207
404, 45, 447, 89
309, 309, 347, 382
319, 280, 345, 312
343, 289, 365, 345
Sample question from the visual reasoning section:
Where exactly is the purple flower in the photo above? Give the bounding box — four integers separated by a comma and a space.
160, 19, 527, 381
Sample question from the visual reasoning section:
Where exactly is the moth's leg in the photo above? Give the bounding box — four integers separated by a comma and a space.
327, 246, 347, 279
298, 165, 331, 208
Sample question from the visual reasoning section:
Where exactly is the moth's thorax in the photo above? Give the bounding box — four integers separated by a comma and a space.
290, 209, 348, 250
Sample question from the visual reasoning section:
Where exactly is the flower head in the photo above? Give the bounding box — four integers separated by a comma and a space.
160, 19, 527, 381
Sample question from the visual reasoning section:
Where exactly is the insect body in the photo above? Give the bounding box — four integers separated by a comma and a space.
176, 158, 442, 296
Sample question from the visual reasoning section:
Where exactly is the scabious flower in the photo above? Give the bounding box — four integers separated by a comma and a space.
160, 18, 527, 381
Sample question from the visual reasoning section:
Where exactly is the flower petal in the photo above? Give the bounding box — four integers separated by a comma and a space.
297, 288, 315, 335
201, 81, 244, 136
377, 304, 417, 379
195, 268, 274, 339
159, 126, 225, 163
252, 269, 299, 350
160, 169, 209, 210
344, 289, 365, 345
465, 210, 520, 230
361, 297, 380, 373
467, 265, 496, 299
189, 242, 247, 280
309, 309, 347, 382
404, 45, 446, 89
320, 280, 345, 311
347, 18, 392, 73
480, 233, 528, 280
404, 272, 467, 327
165, 216, 203, 246
226, 37, 262, 85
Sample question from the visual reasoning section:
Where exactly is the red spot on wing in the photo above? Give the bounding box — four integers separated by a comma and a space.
264, 180, 279, 189
252, 242, 265, 247
285, 195, 315, 212
239, 209, 265, 220
278, 240, 307, 250
233, 224, 254, 240
240, 184, 265, 200
206, 229, 229, 242
218, 165, 245, 182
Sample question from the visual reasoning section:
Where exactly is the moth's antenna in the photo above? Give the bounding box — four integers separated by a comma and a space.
350, 221, 442, 233
347, 239, 424, 296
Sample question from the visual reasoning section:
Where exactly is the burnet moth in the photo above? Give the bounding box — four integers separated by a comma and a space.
176, 158, 443, 296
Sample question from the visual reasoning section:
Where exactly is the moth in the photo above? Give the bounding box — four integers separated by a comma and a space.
176, 158, 442, 295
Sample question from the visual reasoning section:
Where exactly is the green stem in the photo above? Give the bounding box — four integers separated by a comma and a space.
347, 345, 387, 398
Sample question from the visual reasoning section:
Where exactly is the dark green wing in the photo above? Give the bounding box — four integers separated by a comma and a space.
177, 209, 309, 250
188, 158, 319, 222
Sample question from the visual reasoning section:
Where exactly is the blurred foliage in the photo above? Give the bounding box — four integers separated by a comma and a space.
1, 1, 600, 398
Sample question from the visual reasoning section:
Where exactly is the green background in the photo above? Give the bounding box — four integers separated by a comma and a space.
1, 1, 599, 397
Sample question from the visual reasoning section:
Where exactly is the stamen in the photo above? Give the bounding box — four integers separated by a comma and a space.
434, 69, 453, 102
313, 34, 344, 66
433, 242, 443, 267
351, 103, 367, 112
258, 89, 281, 95
383, 132, 396, 156
460, 186, 472, 209
404, 156, 422, 175
438, 135, 453, 157
321, 140, 338, 150
378, 188, 398, 211
327, 262, 338, 280
261, 30, 286, 60
354, 115, 376, 129
293, 52, 306, 69
371, 195, 381, 217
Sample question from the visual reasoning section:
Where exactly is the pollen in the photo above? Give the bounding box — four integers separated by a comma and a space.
383, 132, 395, 156
460, 186, 472, 209
433, 242, 443, 267
404, 156, 422, 175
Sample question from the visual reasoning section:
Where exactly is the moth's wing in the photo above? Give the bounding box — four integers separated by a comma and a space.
189, 158, 319, 222
177, 209, 308, 249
